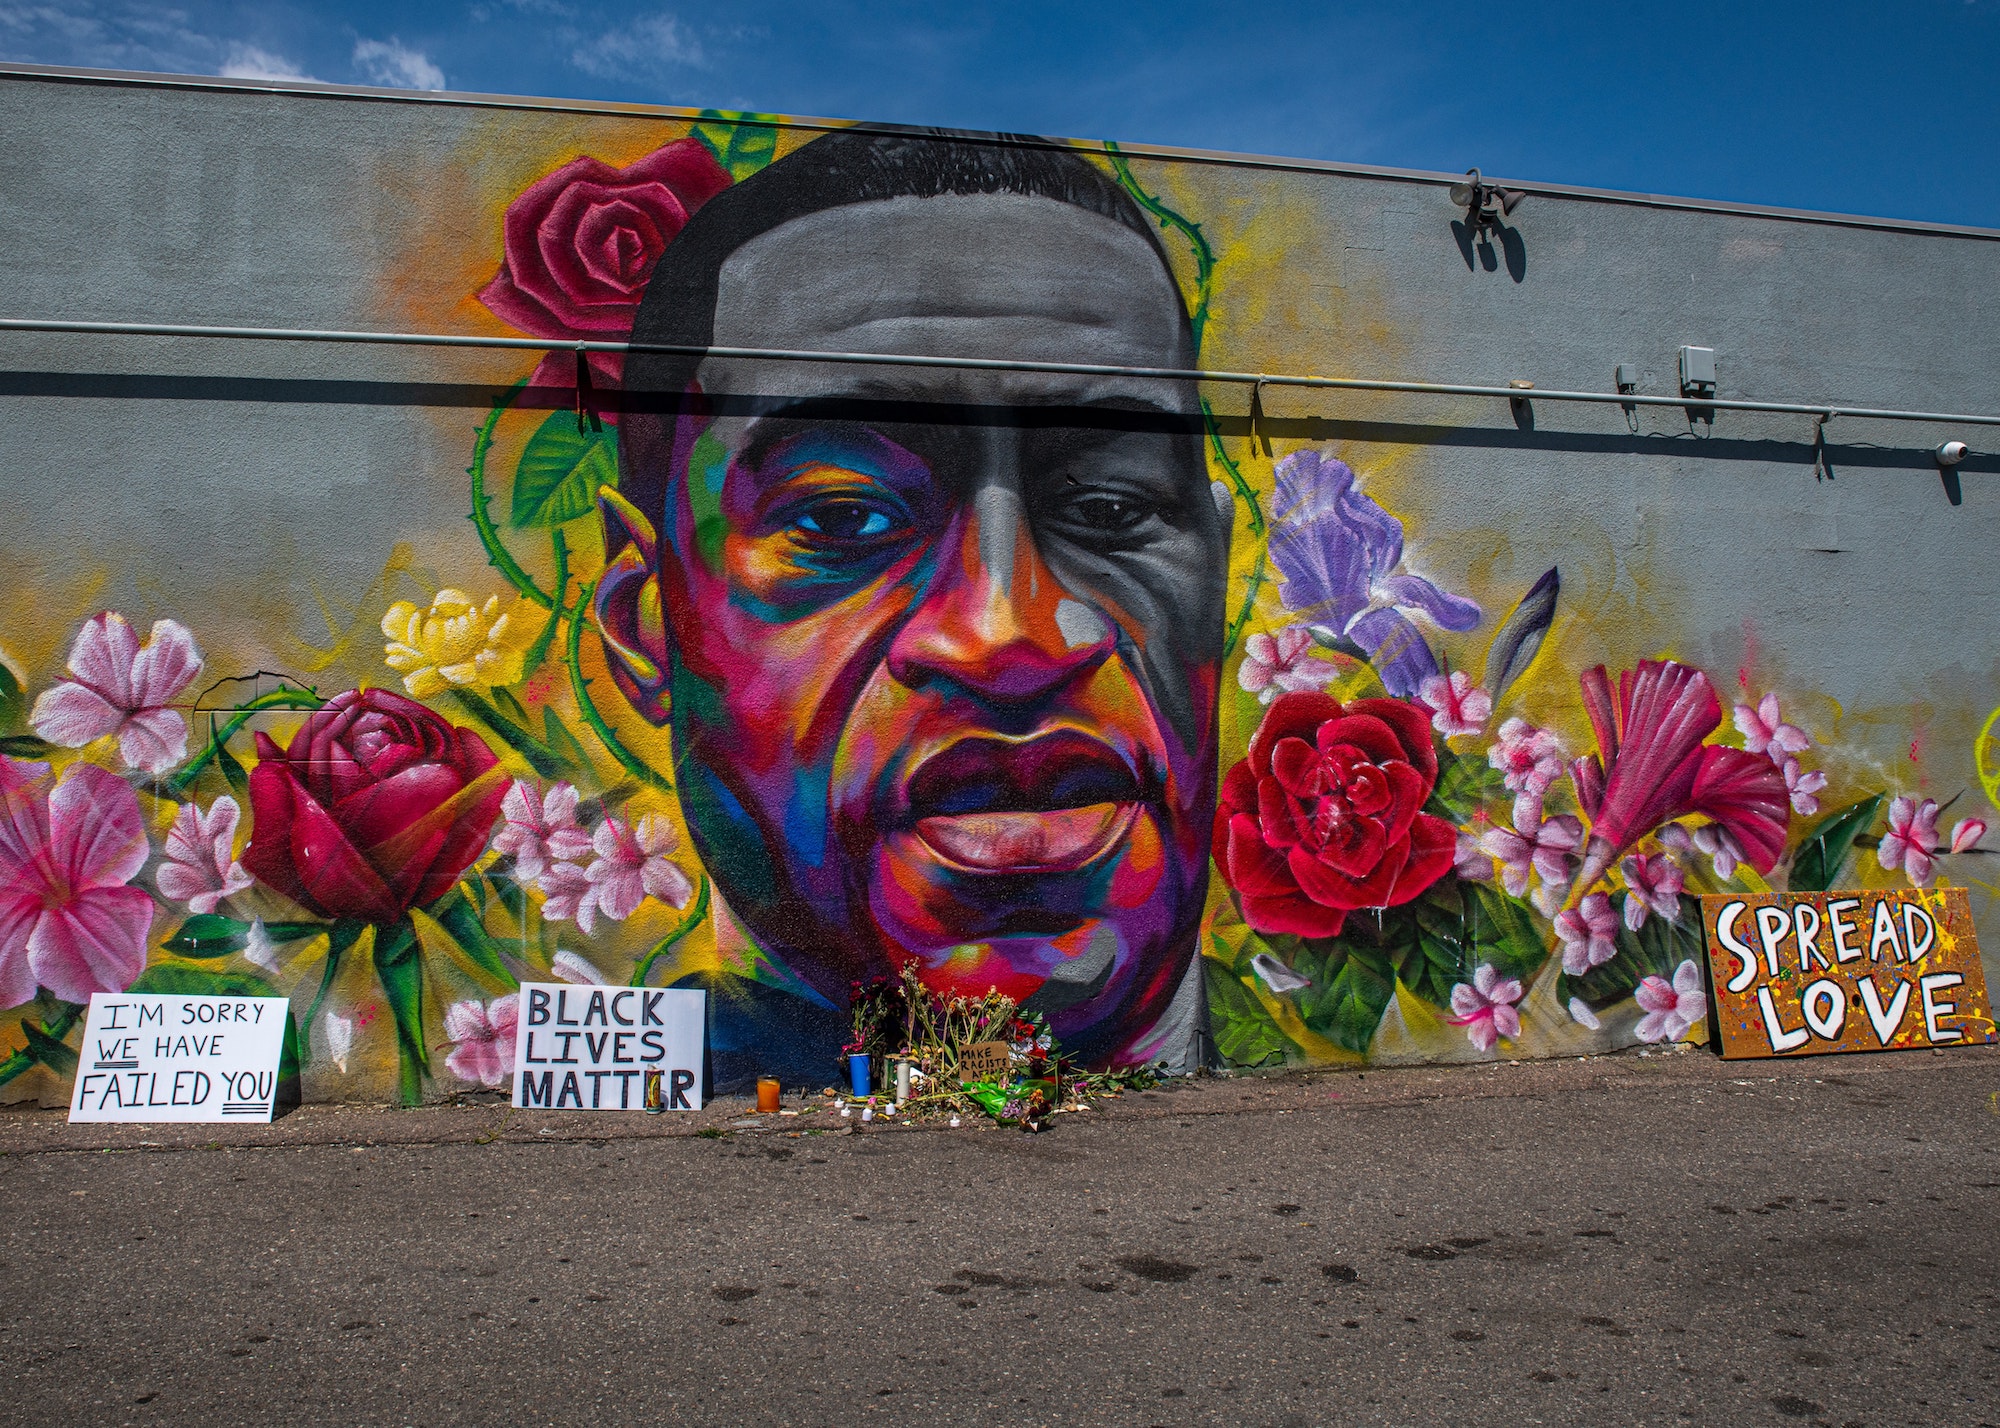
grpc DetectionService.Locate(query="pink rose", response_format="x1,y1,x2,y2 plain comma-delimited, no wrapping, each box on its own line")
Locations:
478,138,731,396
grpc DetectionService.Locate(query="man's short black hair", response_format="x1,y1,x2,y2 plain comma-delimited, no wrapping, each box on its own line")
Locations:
617,126,1194,530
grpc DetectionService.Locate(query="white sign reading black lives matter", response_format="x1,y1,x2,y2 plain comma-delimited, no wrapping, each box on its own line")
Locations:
69,993,291,1123
511,984,705,1111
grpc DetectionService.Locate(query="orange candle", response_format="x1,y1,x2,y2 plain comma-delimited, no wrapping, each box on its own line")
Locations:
756,1077,781,1113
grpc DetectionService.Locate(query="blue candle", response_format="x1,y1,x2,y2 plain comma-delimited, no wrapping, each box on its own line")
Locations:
847,1053,872,1098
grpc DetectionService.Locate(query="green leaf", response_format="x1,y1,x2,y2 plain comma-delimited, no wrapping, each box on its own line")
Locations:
372,917,429,1105
1428,752,1506,822
510,410,618,529
491,686,532,726
542,706,594,778
298,921,368,1068
0,662,23,733
691,110,781,181
0,733,53,759
161,916,322,958
426,887,519,990
21,1018,78,1075
448,688,561,778
213,726,250,797
1464,882,1549,984
1201,955,1293,1068
485,869,528,925
1317,951,1395,1055
1789,793,1884,893
128,965,275,997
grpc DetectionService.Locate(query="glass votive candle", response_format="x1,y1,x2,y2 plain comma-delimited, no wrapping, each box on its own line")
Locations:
756,1076,781,1113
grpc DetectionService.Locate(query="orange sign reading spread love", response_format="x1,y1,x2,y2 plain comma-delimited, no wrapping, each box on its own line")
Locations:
1701,888,1995,1059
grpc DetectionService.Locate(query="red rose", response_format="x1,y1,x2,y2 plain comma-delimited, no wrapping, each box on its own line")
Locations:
1214,691,1456,938
478,138,731,394
242,689,507,924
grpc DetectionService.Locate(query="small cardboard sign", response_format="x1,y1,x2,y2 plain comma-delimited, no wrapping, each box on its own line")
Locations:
511,984,705,1110
958,1040,1012,1085
69,993,290,1122
1701,887,1995,1059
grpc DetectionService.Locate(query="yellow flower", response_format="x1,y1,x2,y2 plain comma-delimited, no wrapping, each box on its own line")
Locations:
380,589,539,699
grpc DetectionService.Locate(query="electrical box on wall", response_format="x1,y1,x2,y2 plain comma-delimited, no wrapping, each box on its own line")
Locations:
1678,345,1717,395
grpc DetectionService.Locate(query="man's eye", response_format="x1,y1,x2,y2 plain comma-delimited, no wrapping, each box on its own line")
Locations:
796,501,899,540
1063,492,1157,535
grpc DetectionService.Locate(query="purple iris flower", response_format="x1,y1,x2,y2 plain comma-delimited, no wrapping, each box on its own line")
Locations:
1267,450,1481,697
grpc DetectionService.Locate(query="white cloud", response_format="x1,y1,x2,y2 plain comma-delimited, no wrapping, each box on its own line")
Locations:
570,11,702,78
352,36,445,91
218,42,316,83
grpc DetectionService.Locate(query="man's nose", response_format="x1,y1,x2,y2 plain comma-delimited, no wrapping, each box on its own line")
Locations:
887,484,1116,704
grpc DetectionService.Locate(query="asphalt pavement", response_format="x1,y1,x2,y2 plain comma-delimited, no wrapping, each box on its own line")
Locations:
4,1045,1998,1427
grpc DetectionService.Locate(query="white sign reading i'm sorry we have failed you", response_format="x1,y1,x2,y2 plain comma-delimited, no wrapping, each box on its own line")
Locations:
69,993,290,1123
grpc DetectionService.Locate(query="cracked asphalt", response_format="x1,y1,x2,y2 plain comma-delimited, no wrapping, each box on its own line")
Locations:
3,1045,1998,1427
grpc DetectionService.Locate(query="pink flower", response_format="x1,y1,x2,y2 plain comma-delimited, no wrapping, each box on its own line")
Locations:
1634,959,1706,1043
1479,796,1582,901
540,813,694,934
0,759,154,1008
155,796,253,914
1951,818,1988,854
443,994,519,1087
1569,660,1789,893
1554,891,1619,975
1691,823,1744,881
1417,670,1492,739
1488,717,1565,796
1879,796,1940,887
1733,692,1809,763
1237,626,1340,703
1454,828,1495,882
28,613,204,774
1619,852,1685,931
1780,759,1827,817
491,779,593,882
1448,963,1523,1053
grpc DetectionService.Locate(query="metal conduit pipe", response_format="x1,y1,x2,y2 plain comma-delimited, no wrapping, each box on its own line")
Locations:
2,315,1997,432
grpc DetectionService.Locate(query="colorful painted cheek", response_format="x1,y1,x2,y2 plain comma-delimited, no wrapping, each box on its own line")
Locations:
1106,818,1167,908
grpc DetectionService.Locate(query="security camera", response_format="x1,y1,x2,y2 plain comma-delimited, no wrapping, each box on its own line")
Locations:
1937,440,1969,466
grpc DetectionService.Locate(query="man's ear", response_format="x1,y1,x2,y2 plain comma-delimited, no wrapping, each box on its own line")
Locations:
594,487,674,726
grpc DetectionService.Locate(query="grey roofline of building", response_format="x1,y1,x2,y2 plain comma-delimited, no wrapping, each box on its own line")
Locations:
5,60,1998,244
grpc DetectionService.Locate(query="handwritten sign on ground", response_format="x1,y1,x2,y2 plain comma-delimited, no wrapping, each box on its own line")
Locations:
958,1040,1012,1085
69,993,290,1122
511,984,705,1110
1701,888,1995,1059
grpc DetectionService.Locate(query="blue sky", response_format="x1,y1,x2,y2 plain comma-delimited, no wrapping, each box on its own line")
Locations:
4,1,1998,227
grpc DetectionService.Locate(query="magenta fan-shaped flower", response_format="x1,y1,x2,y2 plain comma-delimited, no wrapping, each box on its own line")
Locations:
1568,660,1788,894
0,759,154,1007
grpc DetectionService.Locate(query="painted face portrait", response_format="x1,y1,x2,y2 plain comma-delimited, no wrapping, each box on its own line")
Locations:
598,135,1229,1065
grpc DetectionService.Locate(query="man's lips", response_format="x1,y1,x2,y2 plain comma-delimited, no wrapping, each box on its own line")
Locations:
902,731,1145,874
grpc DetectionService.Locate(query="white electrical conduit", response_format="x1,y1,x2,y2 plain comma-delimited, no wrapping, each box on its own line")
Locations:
0,317,1994,434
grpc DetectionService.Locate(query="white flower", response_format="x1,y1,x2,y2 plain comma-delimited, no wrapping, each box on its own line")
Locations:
550,948,608,985
325,1012,355,1075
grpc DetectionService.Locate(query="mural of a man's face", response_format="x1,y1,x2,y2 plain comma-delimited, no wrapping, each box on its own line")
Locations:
602,188,1228,1061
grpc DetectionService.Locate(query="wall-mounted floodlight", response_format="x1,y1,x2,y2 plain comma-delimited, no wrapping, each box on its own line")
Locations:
1937,440,1970,506
1447,168,1524,233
